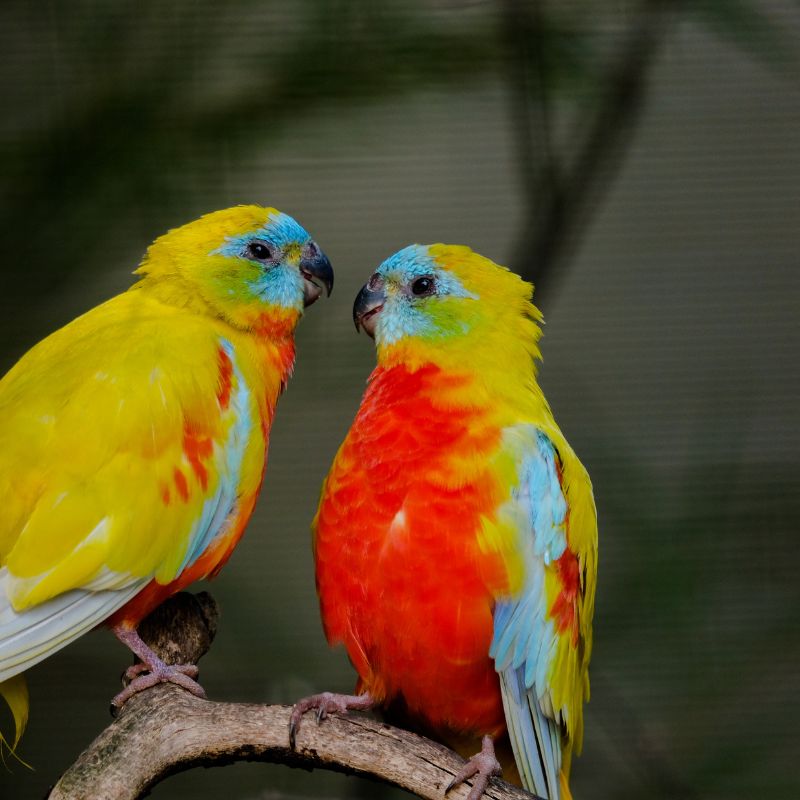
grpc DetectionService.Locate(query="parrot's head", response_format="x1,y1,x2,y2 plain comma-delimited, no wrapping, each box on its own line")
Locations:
353,244,542,370
136,205,333,334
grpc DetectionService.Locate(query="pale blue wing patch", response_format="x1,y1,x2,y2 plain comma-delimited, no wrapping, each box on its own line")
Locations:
174,338,253,576
0,336,257,684
489,426,568,800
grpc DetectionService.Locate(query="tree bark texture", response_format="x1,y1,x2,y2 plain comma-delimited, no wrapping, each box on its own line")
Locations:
49,593,536,800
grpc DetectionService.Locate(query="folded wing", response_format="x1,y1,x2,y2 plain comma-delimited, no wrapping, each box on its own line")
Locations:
489,425,597,800
0,298,260,680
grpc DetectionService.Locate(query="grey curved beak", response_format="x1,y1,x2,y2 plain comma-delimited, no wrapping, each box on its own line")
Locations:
353,277,386,338
300,245,334,307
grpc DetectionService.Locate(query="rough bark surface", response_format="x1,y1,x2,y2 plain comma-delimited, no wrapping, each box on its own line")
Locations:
48,593,536,800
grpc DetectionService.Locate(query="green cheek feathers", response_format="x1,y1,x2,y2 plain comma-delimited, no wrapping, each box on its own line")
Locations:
373,246,479,346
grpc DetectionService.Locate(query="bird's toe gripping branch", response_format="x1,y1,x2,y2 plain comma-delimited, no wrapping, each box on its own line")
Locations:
122,661,199,681
111,659,205,713
288,691,375,750
110,622,207,714
445,735,502,800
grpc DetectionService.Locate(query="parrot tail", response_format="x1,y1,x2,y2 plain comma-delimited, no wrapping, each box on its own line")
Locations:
0,566,146,759
498,667,563,799
0,567,146,684
559,769,573,800
0,674,29,761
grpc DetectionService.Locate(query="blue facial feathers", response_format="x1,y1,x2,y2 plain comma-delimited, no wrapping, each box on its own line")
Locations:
375,245,477,300
211,211,312,260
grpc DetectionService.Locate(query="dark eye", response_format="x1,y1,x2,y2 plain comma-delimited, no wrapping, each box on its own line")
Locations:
411,276,435,296
248,241,274,261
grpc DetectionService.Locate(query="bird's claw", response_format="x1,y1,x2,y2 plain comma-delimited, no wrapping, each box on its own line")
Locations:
110,659,205,714
289,691,374,750
121,661,199,682
445,735,501,800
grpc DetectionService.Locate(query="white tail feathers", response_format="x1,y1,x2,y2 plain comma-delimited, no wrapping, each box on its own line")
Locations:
0,567,148,755
0,567,146,683
0,567,147,754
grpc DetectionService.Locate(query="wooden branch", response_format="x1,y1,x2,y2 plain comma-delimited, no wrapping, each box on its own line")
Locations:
49,593,536,800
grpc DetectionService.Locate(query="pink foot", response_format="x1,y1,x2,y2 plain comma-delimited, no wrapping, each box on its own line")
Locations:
111,625,206,713
122,659,199,682
445,735,502,800
289,691,374,749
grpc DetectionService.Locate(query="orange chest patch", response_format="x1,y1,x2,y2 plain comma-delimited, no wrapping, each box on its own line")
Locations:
314,363,510,734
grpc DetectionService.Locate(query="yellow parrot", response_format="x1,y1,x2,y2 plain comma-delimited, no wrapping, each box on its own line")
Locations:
0,204,333,753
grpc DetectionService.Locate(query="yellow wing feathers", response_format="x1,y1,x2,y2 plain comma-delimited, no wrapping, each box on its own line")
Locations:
0,204,330,757
0,292,258,609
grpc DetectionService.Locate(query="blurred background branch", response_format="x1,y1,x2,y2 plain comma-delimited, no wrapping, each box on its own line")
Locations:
502,0,680,302
0,0,791,317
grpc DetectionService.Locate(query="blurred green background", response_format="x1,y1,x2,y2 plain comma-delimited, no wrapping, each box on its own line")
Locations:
1,1,798,798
